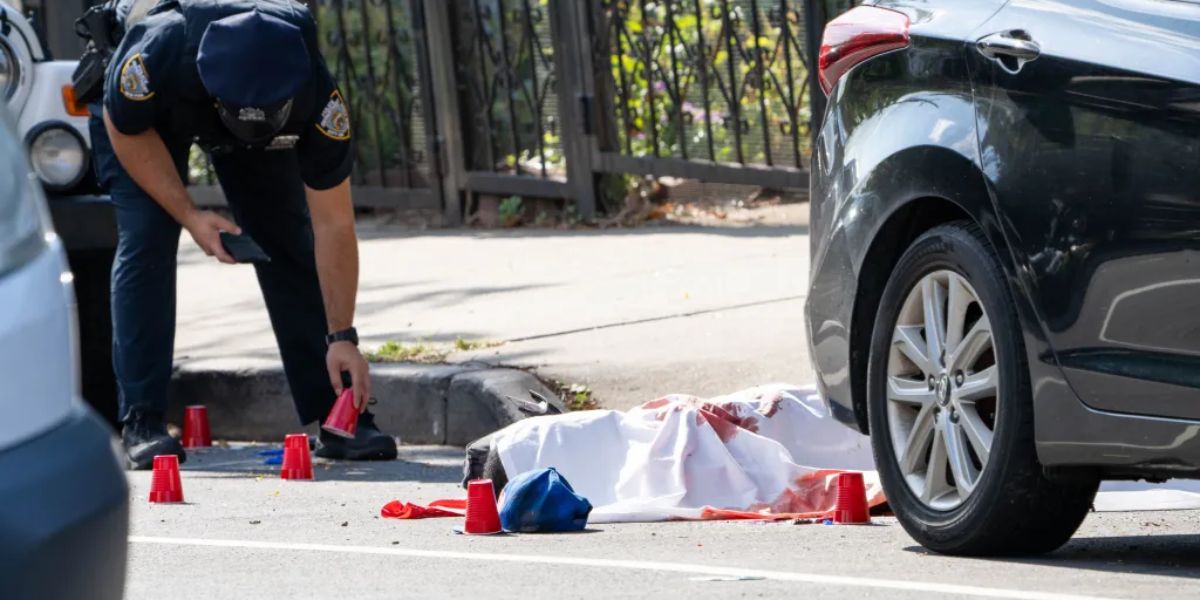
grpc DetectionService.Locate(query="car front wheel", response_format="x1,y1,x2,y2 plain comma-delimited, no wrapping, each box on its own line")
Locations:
867,221,1097,556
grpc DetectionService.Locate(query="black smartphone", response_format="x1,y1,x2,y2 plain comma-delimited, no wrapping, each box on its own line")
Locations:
219,232,272,264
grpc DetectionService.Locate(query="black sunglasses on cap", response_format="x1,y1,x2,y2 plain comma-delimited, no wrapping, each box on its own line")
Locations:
215,98,294,146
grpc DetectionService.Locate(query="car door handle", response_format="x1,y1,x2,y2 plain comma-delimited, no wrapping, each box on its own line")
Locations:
977,31,1042,62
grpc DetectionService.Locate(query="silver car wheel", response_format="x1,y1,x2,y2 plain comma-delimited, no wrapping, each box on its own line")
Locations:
887,270,999,511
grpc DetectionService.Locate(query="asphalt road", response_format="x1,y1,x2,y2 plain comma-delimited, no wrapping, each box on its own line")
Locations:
124,445,1200,600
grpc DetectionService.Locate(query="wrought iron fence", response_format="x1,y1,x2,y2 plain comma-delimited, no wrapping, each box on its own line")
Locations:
602,0,812,169
121,0,854,215
192,0,439,208
311,0,435,191
451,0,564,181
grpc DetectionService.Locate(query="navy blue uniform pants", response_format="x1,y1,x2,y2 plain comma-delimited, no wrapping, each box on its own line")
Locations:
90,111,338,426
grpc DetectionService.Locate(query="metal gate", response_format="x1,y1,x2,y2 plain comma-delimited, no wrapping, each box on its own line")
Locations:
307,0,441,209
594,0,814,189
421,0,836,222
177,0,852,218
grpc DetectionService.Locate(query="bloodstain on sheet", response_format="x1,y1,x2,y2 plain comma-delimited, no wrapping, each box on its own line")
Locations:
700,471,887,521
643,395,765,441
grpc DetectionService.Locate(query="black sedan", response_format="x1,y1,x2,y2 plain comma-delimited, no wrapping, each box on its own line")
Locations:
806,0,1200,555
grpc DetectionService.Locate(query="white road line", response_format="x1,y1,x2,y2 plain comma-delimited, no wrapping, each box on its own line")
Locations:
129,536,1111,600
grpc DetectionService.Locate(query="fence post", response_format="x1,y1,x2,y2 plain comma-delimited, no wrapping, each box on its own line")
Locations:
588,2,621,160
549,0,598,221
422,0,467,225
804,0,828,149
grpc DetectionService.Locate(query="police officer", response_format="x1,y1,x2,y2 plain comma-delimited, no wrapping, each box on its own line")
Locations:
92,0,398,469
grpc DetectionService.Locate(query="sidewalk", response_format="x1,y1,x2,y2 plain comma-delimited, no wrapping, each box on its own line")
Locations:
174,204,813,415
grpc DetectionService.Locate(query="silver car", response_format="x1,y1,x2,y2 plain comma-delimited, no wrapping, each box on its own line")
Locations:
0,106,127,599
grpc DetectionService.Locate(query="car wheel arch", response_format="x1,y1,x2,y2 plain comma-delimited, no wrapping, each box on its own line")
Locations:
848,195,1010,434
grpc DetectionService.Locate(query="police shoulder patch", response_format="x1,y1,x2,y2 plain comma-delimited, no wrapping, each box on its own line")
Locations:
119,53,155,101
315,90,351,141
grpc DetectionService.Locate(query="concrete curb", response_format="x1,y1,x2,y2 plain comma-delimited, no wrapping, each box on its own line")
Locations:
167,359,561,446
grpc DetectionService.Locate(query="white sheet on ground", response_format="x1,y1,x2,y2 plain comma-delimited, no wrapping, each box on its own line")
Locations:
495,385,882,523
1096,479,1200,512
492,384,1200,522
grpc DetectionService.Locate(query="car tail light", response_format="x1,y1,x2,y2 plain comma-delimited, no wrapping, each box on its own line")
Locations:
61,85,89,117
818,6,910,95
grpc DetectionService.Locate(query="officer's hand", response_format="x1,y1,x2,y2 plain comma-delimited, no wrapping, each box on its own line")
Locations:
183,209,241,265
327,341,372,412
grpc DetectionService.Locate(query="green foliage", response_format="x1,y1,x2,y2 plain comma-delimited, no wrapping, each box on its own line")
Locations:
365,338,504,363
312,1,424,177
364,341,449,363
499,195,525,227
598,173,638,215
606,0,812,166
455,0,564,178
454,337,503,352
187,145,213,185
565,383,599,411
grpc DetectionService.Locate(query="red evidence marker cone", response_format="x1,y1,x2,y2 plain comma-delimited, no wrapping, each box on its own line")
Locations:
280,434,314,480
149,454,184,504
462,479,503,535
322,388,359,439
182,405,212,448
833,472,870,524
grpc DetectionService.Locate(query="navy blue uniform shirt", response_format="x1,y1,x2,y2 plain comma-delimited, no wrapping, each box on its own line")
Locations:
103,2,354,190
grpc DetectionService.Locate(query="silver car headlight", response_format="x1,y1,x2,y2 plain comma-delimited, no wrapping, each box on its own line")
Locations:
26,123,89,191
1,114,51,278
0,39,17,101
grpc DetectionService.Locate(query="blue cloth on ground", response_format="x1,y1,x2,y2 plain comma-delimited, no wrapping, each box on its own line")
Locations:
498,468,592,533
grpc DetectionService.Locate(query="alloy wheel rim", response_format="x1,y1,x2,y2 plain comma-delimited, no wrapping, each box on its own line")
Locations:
887,270,999,511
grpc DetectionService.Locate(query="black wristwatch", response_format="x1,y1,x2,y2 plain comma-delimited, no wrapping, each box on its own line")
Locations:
325,327,359,347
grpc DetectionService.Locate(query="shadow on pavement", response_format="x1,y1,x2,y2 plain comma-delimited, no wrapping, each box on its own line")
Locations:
179,444,464,485
356,223,809,242
904,533,1200,579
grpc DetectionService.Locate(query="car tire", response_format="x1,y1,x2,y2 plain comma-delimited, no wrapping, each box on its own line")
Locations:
866,221,1097,556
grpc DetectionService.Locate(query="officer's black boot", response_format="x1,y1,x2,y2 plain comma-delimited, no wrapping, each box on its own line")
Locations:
315,411,398,461
122,410,187,471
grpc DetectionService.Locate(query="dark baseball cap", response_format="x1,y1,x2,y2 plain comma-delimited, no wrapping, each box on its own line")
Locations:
498,468,592,533
197,9,311,144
